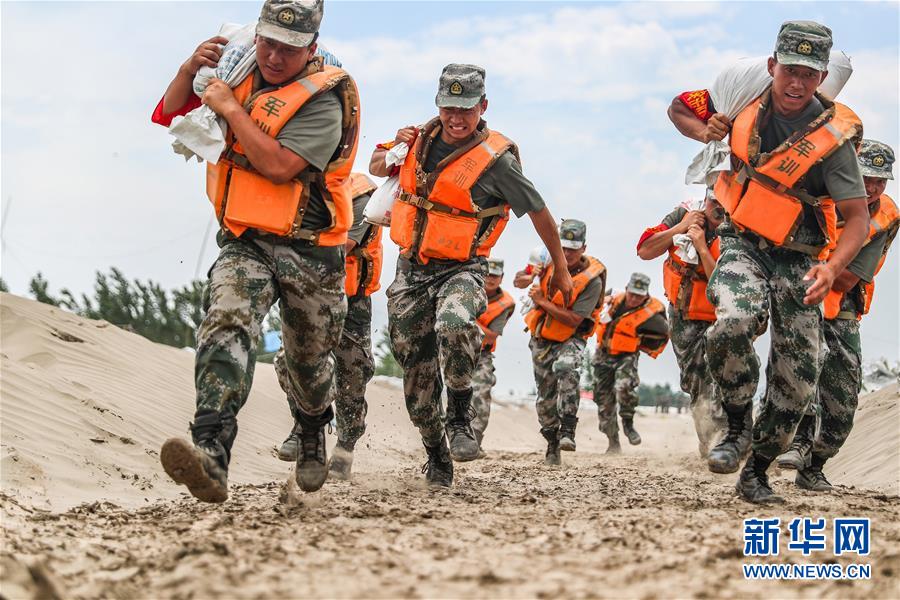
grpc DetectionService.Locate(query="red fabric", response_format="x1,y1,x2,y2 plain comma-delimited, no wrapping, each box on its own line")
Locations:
677,89,713,123
637,224,669,250
376,141,401,177
151,95,202,127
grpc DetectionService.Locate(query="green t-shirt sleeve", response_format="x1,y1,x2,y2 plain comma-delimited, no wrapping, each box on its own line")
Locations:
822,142,867,202
661,207,688,229
347,193,371,245
487,306,514,334
275,90,343,173
477,153,546,218
571,276,605,319
847,232,887,283
637,311,670,350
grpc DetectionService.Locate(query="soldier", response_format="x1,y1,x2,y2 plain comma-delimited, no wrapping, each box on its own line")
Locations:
593,274,669,453
668,21,869,503
275,173,382,480
636,189,752,461
777,140,898,491
158,0,360,501
369,64,574,487
516,219,607,465
471,258,516,456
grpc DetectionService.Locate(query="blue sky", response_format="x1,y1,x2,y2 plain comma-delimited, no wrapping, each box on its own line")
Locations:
2,1,897,397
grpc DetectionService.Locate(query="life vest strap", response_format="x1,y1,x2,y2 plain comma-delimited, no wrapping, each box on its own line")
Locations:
397,190,506,219
834,310,858,320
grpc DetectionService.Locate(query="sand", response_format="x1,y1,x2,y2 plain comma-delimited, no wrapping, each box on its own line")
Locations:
2,292,898,598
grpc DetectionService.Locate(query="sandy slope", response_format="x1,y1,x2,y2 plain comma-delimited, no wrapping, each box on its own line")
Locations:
1,293,898,598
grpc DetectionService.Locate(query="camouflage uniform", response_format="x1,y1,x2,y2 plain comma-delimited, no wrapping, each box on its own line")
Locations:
387,258,487,446
531,336,586,430
471,350,497,438
592,350,640,437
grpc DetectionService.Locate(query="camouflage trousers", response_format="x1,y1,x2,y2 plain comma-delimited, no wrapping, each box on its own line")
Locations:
668,305,726,452
195,237,346,422
592,349,640,437
706,234,823,459
471,350,497,440
387,257,487,446
530,336,586,430
275,293,373,448
801,318,862,460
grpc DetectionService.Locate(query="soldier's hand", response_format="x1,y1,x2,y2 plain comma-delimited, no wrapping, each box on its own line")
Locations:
548,268,574,306
395,126,418,146
679,210,705,232
802,263,836,305
513,270,535,289
528,286,546,303
202,79,238,116
687,224,705,246
702,113,732,143
182,36,229,77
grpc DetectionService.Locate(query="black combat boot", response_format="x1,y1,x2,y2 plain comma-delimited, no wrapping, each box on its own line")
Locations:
295,406,334,492
795,454,834,492
277,416,302,462
707,404,750,474
541,427,561,465
446,388,480,462
605,434,622,455
328,439,355,481
422,437,454,487
160,408,235,503
558,415,578,452
622,417,641,445
736,452,784,504
776,414,814,470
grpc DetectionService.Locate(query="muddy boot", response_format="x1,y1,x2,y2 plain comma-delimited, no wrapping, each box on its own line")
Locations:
605,434,621,455
776,415,814,470
277,419,302,462
707,404,750,474
160,408,234,503
558,415,578,452
421,437,454,488
795,455,834,492
294,406,333,493
541,427,561,465
446,388,480,462
736,452,784,505
328,440,354,481
621,417,641,446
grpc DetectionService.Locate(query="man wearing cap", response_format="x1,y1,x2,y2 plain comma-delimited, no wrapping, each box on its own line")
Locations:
593,274,669,453
369,64,574,487
777,140,898,491
158,0,361,501
636,190,750,462
516,219,606,465
668,21,869,504
274,173,382,480
470,258,516,456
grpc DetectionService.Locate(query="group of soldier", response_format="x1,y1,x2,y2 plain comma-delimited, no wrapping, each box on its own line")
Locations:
153,0,897,506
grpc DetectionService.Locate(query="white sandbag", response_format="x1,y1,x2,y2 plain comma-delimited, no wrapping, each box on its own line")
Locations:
685,51,854,185
364,142,409,226
672,197,705,264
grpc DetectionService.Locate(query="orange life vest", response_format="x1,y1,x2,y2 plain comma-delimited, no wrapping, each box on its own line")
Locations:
390,118,517,264
206,62,360,245
344,173,383,297
596,294,668,358
524,256,607,342
662,236,721,322
714,89,862,260
477,289,515,352
823,194,899,320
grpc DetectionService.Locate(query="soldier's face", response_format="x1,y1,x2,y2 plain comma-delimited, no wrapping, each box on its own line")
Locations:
439,99,487,143
767,58,826,117
624,291,646,309
863,176,887,204
704,198,725,228
256,36,317,85
563,246,585,269
485,274,502,294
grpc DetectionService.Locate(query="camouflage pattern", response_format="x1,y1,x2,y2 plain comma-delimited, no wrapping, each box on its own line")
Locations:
811,318,862,460
559,219,587,249
195,237,346,421
530,336,586,430
592,349,640,437
667,305,727,452
435,63,486,109
626,272,651,295
775,20,832,72
705,233,823,460
387,258,487,446
471,350,497,439
857,139,895,180
274,292,373,448
256,0,323,48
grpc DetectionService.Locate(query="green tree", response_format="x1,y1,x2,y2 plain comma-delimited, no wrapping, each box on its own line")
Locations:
0,278,8,293
29,272,61,306
373,327,403,377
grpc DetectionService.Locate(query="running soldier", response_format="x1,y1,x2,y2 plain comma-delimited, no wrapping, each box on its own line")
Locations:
158,0,360,500
669,21,869,503
516,219,607,465
777,140,898,491
275,173,382,480
593,273,669,453
369,64,574,487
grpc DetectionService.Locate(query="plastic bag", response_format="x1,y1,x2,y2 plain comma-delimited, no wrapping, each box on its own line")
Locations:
364,143,409,226
684,51,853,185
672,198,705,264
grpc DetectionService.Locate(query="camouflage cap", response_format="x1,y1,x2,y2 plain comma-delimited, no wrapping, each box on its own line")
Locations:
857,139,895,180
257,0,323,48
775,20,832,72
486,258,505,276
558,219,587,249
626,272,650,296
435,64,486,109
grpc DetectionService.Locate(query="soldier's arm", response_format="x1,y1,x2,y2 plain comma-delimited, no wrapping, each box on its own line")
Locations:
162,36,228,114
637,211,704,259
804,197,869,304
533,295,584,329
667,98,731,143
369,147,391,177
528,208,574,305
831,269,861,293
